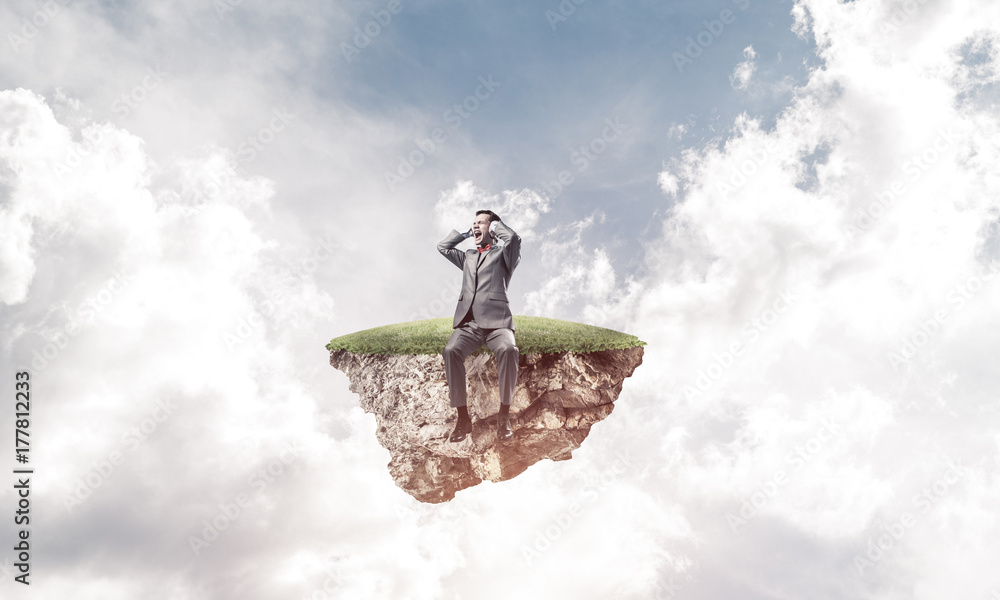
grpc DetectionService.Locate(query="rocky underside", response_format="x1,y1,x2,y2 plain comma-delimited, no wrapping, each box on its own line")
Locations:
329,346,644,503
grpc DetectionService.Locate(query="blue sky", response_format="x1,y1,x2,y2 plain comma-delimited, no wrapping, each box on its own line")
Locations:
331,0,817,270
2,0,1000,598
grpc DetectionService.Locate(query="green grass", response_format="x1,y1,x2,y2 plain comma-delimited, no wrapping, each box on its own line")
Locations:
326,316,646,356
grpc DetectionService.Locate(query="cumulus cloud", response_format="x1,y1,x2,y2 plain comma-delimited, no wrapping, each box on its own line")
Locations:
607,1,1000,596
510,1,1000,596
0,88,383,598
730,45,757,89
433,179,550,239
5,0,1000,597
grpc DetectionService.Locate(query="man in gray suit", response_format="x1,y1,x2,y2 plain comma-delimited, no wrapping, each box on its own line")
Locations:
437,210,521,442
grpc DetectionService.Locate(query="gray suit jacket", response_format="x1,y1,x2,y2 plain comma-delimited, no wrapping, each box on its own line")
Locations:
437,220,521,331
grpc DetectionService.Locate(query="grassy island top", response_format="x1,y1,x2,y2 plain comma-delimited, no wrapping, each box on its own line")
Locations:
326,316,646,356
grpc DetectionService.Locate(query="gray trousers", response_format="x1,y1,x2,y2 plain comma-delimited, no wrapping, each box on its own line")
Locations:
443,318,519,408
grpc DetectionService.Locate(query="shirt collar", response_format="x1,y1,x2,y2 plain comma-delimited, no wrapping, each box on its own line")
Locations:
475,237,503,252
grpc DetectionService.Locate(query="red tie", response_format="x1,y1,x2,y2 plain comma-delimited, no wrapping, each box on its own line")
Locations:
477,244,491,253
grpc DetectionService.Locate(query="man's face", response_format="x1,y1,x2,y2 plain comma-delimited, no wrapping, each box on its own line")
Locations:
472,214,492,246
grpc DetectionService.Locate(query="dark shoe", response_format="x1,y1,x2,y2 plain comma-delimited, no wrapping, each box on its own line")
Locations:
497,414,513,441
449,416,472,442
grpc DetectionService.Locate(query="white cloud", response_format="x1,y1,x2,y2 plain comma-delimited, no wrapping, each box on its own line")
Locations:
609,0,1000,596
5,0,1000,597
433,179,550,239
730,45,757,89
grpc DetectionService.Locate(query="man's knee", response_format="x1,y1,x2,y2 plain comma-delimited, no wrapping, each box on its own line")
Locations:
496,342,518,358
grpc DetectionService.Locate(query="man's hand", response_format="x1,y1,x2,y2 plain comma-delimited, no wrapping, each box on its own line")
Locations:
462,227,473,239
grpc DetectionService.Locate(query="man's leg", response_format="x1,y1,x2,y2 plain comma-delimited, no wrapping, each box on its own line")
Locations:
485,327,519,405
485,327,518,440
443,320,485,442
443,321,485,408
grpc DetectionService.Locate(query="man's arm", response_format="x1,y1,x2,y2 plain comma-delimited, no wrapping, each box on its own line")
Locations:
437,227,472,270
491,219,521,273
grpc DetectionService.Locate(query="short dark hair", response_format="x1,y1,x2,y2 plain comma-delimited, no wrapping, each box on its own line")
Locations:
476,209,500,222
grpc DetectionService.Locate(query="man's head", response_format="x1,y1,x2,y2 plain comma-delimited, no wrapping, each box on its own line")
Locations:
472,210,500,247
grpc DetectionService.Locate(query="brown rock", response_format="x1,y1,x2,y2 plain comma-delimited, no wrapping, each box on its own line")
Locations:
329,346,644,503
